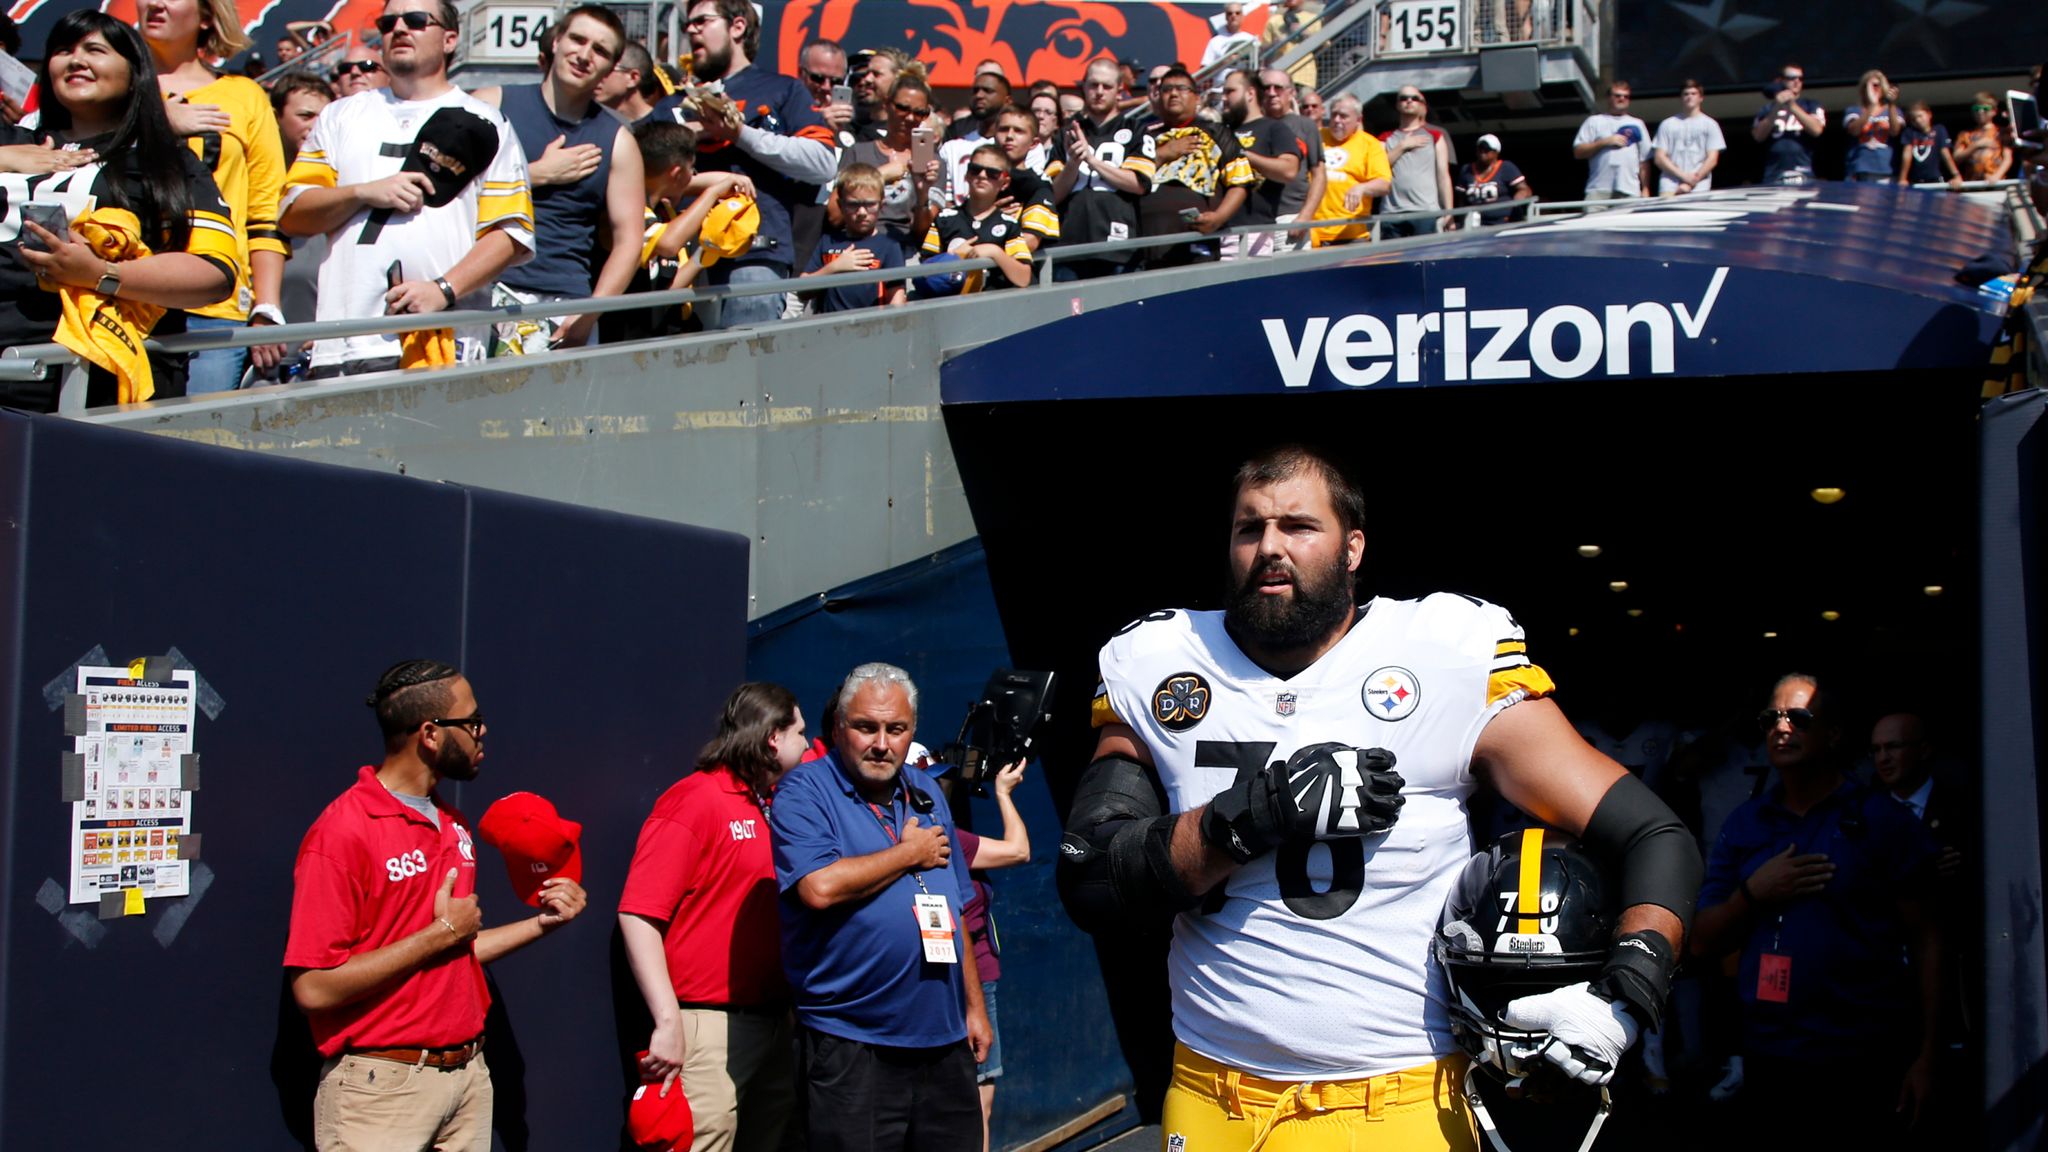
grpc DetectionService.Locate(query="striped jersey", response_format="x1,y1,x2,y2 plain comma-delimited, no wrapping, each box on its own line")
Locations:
284,87,533,369
1093,594,1554,1078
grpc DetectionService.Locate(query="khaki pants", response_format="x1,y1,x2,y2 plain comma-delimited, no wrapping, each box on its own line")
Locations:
314,1051,492,1152
683,1007,800,1152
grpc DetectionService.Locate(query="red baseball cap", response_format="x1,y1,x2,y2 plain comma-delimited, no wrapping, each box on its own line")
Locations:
476,792,583,906
627,1057,694,1150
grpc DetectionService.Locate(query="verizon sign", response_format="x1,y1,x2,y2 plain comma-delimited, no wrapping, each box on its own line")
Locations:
1262,267,1730,388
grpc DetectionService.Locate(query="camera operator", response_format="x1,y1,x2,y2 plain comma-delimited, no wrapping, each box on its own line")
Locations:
942,756,1030,1152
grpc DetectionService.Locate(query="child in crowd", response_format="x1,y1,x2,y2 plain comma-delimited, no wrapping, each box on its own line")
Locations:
1896,100,1962,189
802,164,908,312
604,120,755,341
921,145,1034,293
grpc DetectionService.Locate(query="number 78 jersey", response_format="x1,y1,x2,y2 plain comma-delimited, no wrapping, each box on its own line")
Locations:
1093,594,1553,1079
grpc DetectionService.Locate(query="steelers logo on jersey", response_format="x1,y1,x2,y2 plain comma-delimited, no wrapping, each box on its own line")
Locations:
1362,666,1421,721
1153,672,1212,731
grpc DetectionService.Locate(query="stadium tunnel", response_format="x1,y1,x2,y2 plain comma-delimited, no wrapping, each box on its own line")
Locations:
941,182,2033,1142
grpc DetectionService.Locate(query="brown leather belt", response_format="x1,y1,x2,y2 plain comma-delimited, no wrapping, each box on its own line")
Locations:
351,1036,483,1069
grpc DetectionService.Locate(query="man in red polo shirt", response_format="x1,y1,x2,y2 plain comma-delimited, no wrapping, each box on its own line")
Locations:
285,659,588,1152
620,681,811,1152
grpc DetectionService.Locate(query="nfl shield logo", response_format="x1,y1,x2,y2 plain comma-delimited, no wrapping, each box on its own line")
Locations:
1275,692,1297,717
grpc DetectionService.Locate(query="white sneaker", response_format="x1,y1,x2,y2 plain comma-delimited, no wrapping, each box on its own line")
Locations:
1708,1055,1744,1102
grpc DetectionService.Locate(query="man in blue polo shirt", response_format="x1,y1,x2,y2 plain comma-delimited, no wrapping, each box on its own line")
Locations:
771,662,990,1152
1692,672,1940,1150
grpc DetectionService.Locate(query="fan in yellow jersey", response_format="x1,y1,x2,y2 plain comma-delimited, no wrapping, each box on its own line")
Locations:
137,0,289,393
1056,445,1702,1152
280,0,533,377
1312,95,1391,247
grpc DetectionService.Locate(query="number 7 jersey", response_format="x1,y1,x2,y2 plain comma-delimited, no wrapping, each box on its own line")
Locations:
1093,593,1553,1079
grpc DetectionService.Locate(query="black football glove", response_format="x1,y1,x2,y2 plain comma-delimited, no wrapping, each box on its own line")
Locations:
1201,743,1404,863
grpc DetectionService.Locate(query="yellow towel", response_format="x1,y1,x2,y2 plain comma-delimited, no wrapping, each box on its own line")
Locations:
52,208,164,404
400,327,456,369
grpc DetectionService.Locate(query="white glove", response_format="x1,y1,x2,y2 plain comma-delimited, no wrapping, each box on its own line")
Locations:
1500,981,1638,1086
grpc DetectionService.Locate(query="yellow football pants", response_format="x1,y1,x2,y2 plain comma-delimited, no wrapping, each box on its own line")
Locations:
1160,1043,1477,1152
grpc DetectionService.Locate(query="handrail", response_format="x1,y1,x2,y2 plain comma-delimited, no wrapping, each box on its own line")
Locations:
25,181,2032,413
1268,0,1381,86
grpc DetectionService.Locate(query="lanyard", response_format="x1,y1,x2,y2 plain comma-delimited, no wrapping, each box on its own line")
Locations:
865,798,932,894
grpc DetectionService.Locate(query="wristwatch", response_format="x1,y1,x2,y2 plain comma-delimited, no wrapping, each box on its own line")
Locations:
248,303,286,326
434,276,459,309
95,263,121,298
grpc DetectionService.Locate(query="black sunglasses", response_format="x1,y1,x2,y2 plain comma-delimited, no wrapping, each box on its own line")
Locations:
375,11,444,34
334,59,383,76
965,162,1007,179
892,100,927,115
804,69,845,86
1757,707,1816,732
432,711,486,736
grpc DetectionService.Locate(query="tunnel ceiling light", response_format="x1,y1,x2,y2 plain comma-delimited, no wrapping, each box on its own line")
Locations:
1608,580,1629,592
1577,545,1602,558
1810,487,1846,505
1763,631,1779,638
1821,610,1841,622
1626,608,1645,618
1567,627,1581,637
1923,585,1944,597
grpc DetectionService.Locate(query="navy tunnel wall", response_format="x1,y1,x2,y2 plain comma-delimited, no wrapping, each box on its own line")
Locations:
0,409,748,1150
747,541,1134,1149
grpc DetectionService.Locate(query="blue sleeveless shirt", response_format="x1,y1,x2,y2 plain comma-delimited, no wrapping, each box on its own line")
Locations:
499,83,616,297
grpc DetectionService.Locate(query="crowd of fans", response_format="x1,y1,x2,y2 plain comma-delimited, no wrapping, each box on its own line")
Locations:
0,0,2039,412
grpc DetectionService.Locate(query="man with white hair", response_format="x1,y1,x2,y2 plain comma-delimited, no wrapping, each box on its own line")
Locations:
771,663,992,1152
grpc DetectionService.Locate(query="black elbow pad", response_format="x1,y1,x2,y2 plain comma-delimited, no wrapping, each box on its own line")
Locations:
1056,755,1193,934
1580,771,1703,934
1581,772,1701,1028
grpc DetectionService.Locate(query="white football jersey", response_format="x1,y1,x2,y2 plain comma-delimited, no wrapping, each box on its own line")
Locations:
284,87,534,369
1094,594,1553,1079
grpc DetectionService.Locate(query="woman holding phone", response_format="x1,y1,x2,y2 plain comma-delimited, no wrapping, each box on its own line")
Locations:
834,73,941,251
0,10,237,412
138,0,289,391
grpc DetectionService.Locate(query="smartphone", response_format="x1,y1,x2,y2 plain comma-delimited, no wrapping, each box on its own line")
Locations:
1178,206,1202,223
19,201,68,252
831,83,853,107
911,125,936,169
2009,90,2043,147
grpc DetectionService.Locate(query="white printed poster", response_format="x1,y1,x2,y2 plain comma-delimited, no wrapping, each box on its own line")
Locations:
68,666,197,904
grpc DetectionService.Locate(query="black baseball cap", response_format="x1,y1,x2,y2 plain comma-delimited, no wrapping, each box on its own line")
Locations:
402,107,498,208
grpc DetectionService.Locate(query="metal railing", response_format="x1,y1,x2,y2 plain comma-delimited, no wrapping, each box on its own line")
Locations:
1284,0,1596,108
13,181,2035,412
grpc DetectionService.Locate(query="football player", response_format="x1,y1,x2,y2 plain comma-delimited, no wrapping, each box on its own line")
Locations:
1058,444,1700,1151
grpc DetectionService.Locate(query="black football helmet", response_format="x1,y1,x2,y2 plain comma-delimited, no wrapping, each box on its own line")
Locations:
1435,828,1618,1085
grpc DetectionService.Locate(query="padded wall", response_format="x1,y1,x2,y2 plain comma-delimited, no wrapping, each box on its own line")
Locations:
0,409,748,1149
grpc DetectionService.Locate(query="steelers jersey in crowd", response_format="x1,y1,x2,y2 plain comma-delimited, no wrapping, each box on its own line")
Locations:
1139,119,1255,236
1003,167,1061,246
172,74,288,322
0,126,240,410
923,204,1031,292
1059,111,1155,250
284,88,533,370
1092,594,1554,1079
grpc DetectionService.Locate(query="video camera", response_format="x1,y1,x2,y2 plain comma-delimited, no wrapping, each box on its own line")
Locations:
936,668,1057,790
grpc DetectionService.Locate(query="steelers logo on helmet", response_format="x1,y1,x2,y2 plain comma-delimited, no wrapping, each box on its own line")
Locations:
1434,828,1617,1086
1152,672,1211,731
1362,666,1421,721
